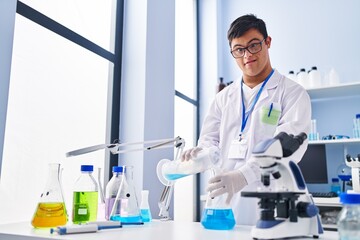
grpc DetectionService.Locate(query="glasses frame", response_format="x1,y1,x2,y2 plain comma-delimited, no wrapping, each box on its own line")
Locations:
230,38,266,59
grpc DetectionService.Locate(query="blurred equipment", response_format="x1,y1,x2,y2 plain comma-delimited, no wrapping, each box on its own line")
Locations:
241,132,323,239
345,154,360,193
66,136,185,221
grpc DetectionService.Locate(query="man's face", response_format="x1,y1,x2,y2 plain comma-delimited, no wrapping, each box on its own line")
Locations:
230,28,271,78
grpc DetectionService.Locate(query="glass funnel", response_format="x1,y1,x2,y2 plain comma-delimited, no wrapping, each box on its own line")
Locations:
109,165,142,223
31,163,68,228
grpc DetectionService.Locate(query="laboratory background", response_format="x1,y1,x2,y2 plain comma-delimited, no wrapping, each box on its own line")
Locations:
0,0,360,233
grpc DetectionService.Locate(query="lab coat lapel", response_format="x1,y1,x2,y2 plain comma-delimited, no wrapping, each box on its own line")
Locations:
255,70,280,108
227,78,241,117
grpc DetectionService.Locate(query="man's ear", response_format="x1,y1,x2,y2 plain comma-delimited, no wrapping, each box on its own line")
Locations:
266,36,272,48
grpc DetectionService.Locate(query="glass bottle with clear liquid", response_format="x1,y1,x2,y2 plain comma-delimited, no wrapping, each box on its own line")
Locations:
140,190,152,222
105,166,124,220
109,165,142,223
72,165,98,223
201,169,236,230
337,193,360,240
31,163,68,228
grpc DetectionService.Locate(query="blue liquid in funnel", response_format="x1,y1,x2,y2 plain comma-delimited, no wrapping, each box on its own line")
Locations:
201,208,235,230
165,173,189,181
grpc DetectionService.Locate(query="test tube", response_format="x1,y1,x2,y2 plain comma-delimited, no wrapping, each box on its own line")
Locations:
310,119,319,141
353,114,360,138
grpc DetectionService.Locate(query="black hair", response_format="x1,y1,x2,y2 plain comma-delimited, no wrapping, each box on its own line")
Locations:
227,14,268,46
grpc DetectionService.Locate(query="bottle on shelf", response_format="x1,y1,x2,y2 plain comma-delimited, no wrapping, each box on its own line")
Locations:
217,77,226,92
286,70,296,81
72,165,99,224
308,66,321,88
330,177,341,195
353,114,360,139
328,68,340,86
296,68,308,88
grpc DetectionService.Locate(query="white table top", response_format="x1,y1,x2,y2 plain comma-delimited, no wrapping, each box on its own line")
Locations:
0,220,338,240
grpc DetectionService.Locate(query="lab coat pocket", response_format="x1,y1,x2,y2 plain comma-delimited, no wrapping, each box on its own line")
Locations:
259,103,281,137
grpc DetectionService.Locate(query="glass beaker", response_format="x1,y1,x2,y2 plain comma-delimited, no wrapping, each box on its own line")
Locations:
31,163,68,228
201,169,235,230
109,165,142,223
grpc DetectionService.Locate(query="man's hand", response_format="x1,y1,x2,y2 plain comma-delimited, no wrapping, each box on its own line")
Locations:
181,147,203,161
206,170,247,204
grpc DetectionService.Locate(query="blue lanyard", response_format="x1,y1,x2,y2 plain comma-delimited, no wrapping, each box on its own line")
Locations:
240,69,274,137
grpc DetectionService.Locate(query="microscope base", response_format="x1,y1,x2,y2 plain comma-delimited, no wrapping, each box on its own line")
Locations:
251,216,322,240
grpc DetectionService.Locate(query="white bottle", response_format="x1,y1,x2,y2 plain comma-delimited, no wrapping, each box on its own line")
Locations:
308,66,321,88
296,68,308,88
328,68,340,86
140,190,152,222
286,71,296,81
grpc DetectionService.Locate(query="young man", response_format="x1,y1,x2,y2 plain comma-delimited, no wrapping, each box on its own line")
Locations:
182,14,311,225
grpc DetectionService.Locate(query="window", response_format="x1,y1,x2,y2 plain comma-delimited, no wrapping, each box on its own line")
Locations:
174,0,198,221
0,1,122,224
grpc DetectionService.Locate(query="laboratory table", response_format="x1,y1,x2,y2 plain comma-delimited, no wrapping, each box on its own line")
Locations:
0,220,338,240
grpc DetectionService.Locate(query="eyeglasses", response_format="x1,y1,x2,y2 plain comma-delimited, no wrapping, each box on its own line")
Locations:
230,39,266,59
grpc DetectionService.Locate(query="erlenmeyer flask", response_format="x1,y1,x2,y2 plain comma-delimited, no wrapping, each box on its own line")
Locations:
201,169,235,230
109,165,142,223
31,163,68,228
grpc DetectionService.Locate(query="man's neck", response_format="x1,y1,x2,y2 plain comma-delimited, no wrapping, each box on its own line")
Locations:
243,66,273,89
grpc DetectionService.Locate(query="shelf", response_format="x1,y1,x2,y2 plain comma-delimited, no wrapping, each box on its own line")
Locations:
313,197,341,207
306,82,360,100
309,138,360,145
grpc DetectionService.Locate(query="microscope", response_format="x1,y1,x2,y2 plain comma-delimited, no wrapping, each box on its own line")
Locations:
345,153,360,193
241,132,323,239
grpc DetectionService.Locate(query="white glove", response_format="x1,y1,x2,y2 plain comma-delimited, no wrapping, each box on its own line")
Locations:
206,170,248,205
181,147,203,161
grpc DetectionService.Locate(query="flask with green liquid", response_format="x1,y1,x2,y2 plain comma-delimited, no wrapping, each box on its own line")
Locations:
72,165,98,223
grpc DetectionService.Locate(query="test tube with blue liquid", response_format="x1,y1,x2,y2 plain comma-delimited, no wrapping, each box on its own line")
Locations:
353,114,360,138
309,119,319,141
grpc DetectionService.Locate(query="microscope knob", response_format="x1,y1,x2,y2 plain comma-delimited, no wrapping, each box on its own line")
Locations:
297,202,319,218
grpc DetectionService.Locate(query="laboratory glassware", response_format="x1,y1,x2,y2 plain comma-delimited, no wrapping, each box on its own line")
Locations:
337,193,360,240
157,147,220,185
330,178,341,195
140,190,152,222
72,165,98,223
201,168,236,230
105,166,124,220
109,165,142,223
201,189,236,230
309,119,319,141
31,163,68,228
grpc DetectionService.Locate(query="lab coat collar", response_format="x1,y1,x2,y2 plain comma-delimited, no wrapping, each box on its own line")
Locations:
228,69,281,100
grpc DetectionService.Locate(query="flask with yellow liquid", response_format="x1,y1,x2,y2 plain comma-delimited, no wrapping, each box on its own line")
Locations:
31,163,68,228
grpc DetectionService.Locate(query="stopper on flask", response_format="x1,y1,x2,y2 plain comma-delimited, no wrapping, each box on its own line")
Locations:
156,159,174,186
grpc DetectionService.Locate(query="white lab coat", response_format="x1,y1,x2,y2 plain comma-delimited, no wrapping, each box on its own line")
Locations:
198,69,311,225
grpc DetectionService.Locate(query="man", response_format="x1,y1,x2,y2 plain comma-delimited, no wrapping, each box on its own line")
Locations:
182,14,311,225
